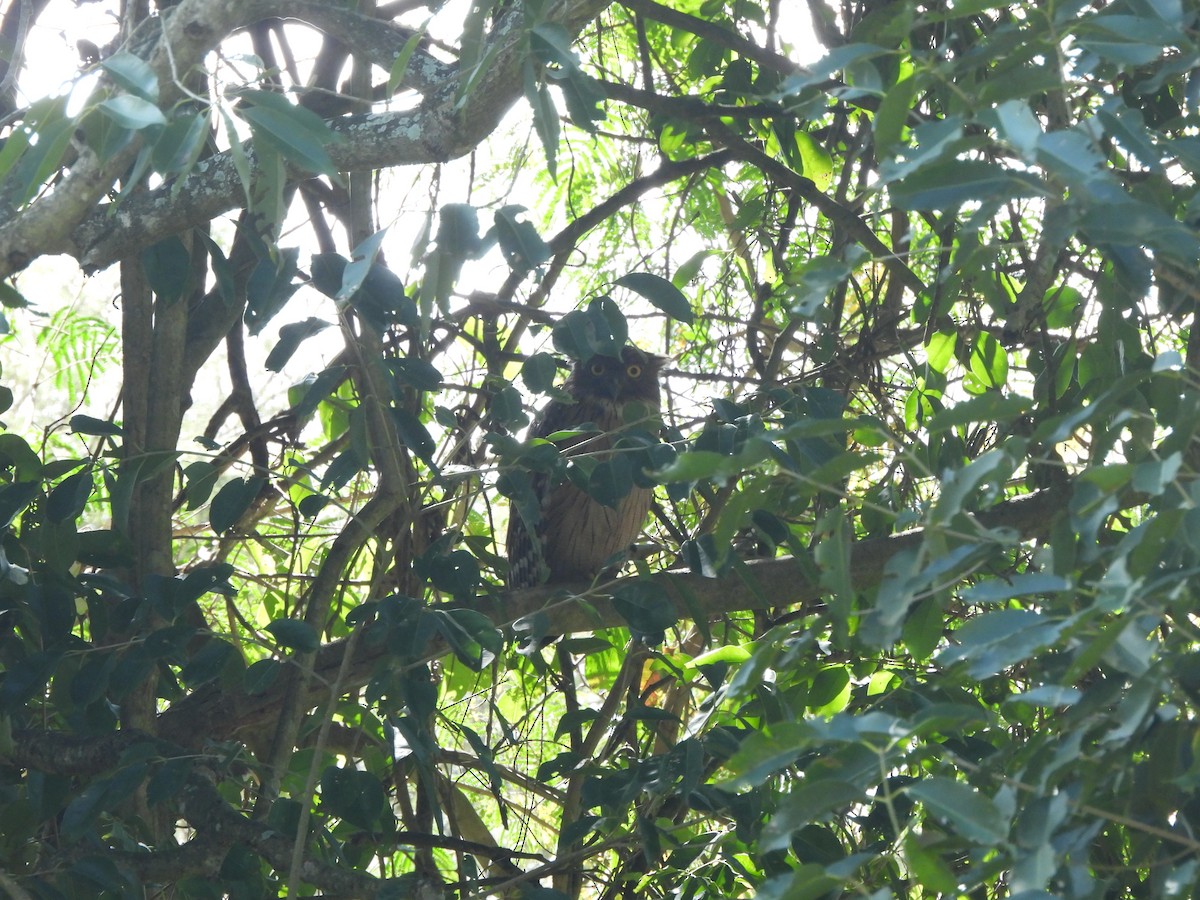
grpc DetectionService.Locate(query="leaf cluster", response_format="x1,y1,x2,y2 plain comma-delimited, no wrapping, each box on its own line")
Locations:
0,0,1198,897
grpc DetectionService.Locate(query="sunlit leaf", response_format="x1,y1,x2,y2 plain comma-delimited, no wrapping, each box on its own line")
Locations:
98,95,166,130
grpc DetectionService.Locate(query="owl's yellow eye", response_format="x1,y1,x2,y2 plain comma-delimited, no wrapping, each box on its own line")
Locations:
626,364,642,378
590,362,606,375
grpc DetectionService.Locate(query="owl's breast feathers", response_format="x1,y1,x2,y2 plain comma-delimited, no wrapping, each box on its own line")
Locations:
506,346,666,589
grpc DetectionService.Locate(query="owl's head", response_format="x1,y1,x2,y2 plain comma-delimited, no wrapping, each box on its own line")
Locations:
569,344,667,404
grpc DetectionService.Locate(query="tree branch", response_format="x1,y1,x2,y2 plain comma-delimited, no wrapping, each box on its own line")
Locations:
619,0,810,81
4,0,614,277
157,485,1071,748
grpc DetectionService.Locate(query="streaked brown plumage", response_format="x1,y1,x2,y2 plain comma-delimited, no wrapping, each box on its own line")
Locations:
506,345,666,589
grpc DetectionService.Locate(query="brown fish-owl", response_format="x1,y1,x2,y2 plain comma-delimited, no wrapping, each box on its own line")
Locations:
505,345,667,589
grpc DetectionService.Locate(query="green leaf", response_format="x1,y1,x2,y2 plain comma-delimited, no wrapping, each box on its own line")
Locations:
890,160,1045,210
585,455,633,508
244,246,301,335
903,834,959,893
321,766,390,830
146,758,192,808
925,392,1030,432
265,618,320,652
626,705,679,722
11,116,73,207
757,865,845,900
555,708,600,738
723,721,817,789
672,249,714,288
929,448,1016,524
873,73,916,156
266,318,331,372
100,52,159,102
530,22,582,70
938,608,1065,679
387,23,429,96
528,77,559,179
209,476,265,535
62,765,148,838
196,231,236,306
236,91,341,176
762,781,863,852
46,469,93,523
653,440,770,486
69,415,122,436
179,639,238,687
558,68,607,130
76,528,135,568
432,608,501,669
423,549,481,600
421,204,482,324
494,206,551,269
336,228,389,302
244,659,282,695
1132,451,1181,495
901,596,945,662
220,107,252,201
924,329,956,373
551,299,629,360
794,131,833,191
152,111,209,176
0,282,27,309
391,358,443,392
961,572,1072,604
907,777,1009,845
991,98,1042,161
98,95,166,130
808,666,851,709
289,372,348,427
968,332,1009,389
610,581,677,642
391,408,438,469
616,272,694,324
0,434,41,484
521,353,560,393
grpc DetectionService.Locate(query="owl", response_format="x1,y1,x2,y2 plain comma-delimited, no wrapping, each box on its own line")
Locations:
506,344,667,590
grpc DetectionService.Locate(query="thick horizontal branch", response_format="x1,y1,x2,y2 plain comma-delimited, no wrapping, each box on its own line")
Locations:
284,1,453,97
0,0,278,277
157,486,1068,748
6,0,613,276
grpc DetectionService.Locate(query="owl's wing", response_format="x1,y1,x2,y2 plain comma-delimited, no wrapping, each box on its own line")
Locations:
504,396,581,589
504,470,547,589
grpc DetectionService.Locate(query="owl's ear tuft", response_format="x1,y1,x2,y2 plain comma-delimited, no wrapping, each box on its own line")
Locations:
623,345,671,372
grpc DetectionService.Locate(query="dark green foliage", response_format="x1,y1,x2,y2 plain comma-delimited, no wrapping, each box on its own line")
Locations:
0,0,1198,896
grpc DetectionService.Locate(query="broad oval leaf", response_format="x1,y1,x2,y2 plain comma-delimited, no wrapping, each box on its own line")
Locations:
617,272,694,324
69,415,122,436
209,476,266,535
99,95,166,130
265,618,320,652
906,777,1009,845
100,52,159,102
521,352,560,393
